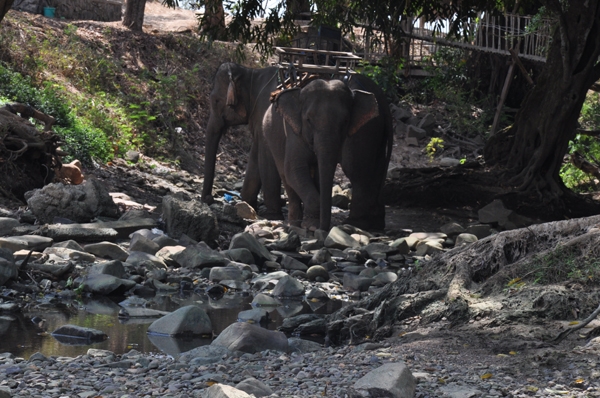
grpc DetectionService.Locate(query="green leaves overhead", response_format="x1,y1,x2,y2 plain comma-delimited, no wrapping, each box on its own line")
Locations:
198,0,540,60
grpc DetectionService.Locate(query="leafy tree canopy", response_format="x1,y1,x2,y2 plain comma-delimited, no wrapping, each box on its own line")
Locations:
190,0,544,59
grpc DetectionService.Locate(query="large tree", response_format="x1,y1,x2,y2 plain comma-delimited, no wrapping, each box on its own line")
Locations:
123,0,147,31
199,0,226,39
484,1,600,211
123,0,181,32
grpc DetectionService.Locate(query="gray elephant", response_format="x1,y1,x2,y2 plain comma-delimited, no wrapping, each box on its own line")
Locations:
201,63,283,219
263,79,380,230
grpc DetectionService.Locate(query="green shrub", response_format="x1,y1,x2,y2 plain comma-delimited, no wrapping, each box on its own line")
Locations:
55,122,112,165
358,56,403,101
0,63,113,165
560,92,600,190
400,47,495,139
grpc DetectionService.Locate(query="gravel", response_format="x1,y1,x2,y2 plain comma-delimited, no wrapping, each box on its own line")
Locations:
2,320,600,397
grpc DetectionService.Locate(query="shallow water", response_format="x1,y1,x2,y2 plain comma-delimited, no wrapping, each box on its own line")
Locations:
1,292,343,359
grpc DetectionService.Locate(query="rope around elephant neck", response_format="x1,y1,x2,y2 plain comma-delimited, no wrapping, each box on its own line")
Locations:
250,69,278,117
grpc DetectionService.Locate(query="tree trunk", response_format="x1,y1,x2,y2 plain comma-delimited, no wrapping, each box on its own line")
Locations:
201,0,225,40
0,0,14,24
285,0,310,19
122,0,147,32
484,0,600,209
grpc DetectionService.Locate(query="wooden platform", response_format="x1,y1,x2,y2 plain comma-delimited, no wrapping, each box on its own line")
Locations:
273,47,362,82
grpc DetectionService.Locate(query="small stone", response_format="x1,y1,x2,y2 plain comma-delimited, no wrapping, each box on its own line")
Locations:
235,201,257,220
455,233,478,246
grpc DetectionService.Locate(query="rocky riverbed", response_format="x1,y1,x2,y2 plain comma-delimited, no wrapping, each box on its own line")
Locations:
0,156,598,397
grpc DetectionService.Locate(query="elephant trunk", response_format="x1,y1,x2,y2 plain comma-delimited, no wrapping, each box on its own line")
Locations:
318,154,338,231
202,115,225,204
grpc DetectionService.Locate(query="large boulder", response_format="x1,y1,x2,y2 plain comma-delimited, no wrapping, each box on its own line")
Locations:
352,362,416,398
129,233,160,255
272,275,305,297
235,378,274,397
209,266,244,282
89,260,126,279
147,305,212,336
211,322,288,353
84,241,129,261
83,274,136,295
324,227,360,250
43,246,96,263
125,251,168,269
0,218,19,237
229,232,275,266
172,242,229,269
478,199,533,230
25,180,119,224
162,193,218,245
51,324,108,343
0,235,53,252
0,249,17,286
203,384,253,398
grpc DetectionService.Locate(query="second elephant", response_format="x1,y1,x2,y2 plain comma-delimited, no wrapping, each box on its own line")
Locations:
263,79,380,230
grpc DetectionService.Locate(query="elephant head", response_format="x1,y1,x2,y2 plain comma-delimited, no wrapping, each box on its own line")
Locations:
201,63,282,218
274,79,379,230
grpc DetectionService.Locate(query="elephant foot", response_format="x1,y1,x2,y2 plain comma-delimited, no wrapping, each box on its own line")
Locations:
202,194,215,205
287,218,303,228
345,215,385,231
301,218,320,232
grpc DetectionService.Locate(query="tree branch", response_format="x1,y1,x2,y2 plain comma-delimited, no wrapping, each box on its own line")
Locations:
557,11,571,82
569,151,600,181
552,301,600,344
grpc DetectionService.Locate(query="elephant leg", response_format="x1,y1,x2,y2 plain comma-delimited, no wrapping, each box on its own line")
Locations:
240,139,261,210
282,178,303,227
342,137,386,230
258,139,284,220
285,159,320,229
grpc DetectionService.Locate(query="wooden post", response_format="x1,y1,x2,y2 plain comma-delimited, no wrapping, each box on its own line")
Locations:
509,48,534,85
490,60,516,136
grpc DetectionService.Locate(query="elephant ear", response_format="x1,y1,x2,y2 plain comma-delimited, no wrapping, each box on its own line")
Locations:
348,90,379,136
225,69,247,119
274,88,302,135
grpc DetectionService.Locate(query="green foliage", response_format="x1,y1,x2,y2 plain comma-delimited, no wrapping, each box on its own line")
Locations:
560,92,600,191
0,64,65,119
426,47,469,89
195,0,299,60
425,137,444,160
358,57,402,101
580,92,600,130
0,63,111,165
55,122,112,165
0,14,229,165
403,47,495,139
194,0,508,62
